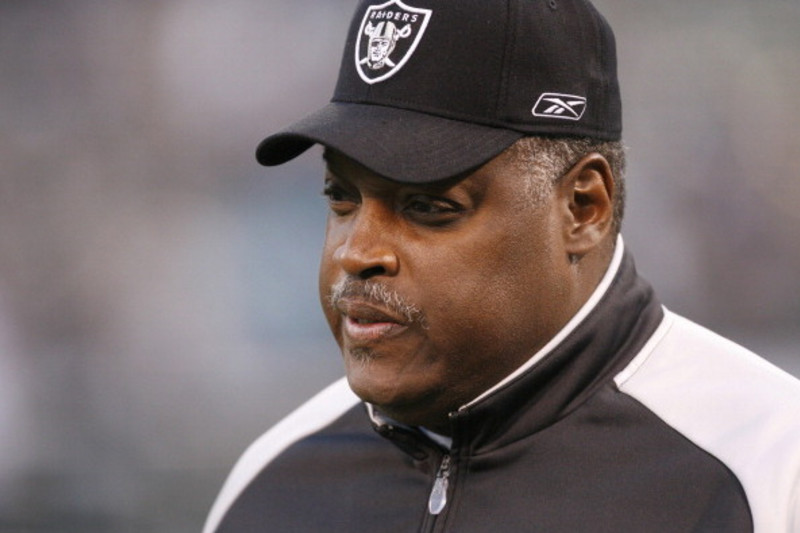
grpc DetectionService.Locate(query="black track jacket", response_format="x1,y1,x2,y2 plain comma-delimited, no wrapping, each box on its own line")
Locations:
205,241,800,532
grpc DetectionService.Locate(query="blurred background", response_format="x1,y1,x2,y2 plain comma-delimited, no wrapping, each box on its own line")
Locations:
1,0,798,531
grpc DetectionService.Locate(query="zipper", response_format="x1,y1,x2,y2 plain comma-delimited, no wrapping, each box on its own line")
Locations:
427,454,451,515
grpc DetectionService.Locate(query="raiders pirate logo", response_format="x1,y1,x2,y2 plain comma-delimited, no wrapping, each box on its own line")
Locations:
355,0,433,84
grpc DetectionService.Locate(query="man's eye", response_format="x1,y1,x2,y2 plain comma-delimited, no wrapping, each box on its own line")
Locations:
404,195,463,224
322,183,358,214
322,184,345,202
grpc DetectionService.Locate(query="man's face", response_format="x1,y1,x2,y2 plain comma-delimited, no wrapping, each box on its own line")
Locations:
319,150,576,433
369,38,392,63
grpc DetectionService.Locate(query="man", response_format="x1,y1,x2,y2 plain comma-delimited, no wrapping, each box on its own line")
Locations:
363,20,412,70
205,1,800,531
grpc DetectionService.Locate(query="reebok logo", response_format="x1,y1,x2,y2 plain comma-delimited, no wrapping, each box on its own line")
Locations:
532,93,587,121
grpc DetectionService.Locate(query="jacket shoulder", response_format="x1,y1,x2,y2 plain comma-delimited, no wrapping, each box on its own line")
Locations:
203,378,359,533
615,310,800,533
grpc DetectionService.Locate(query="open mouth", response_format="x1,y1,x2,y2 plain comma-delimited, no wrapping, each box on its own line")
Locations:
344,316,407,344
337,300,409,344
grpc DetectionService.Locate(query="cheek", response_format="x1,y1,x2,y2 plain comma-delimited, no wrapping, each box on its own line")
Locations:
318,238,343,342
318,219,345,288
419,229,562,350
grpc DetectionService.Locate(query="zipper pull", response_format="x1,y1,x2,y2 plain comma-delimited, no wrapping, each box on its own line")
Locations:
428,454,451,515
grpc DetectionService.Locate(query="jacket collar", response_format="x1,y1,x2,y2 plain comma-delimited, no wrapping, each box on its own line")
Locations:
464,236,627,409
368,237,664,453
450,237,664,451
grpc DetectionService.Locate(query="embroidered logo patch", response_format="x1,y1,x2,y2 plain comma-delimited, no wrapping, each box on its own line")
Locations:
532,93,588,121
355,0,433,85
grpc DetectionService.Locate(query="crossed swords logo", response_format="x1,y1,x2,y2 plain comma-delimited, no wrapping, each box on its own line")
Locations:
355,1,433,85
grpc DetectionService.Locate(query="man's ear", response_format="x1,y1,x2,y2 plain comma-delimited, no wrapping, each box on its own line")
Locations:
556,153,615,258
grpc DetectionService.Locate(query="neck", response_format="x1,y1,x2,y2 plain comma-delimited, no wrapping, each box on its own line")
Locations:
463,235,625,409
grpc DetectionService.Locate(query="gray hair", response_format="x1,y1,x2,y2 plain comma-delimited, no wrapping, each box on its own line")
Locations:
505,136,627,235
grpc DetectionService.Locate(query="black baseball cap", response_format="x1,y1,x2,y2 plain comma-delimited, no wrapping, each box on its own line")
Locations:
256,0,621,183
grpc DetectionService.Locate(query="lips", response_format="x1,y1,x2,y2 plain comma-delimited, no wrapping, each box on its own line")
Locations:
336,299,409,344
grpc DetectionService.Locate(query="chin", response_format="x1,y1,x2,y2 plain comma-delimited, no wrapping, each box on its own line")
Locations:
345,365,408,408
345,367,446,428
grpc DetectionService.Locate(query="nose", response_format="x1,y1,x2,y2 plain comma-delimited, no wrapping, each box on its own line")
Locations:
333,202,399,280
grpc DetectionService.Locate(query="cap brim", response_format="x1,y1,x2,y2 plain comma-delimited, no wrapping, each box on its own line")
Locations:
256,102,524,183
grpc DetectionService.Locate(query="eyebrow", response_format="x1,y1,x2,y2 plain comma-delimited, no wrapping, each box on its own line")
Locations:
322,148,338,165
321,150,350,179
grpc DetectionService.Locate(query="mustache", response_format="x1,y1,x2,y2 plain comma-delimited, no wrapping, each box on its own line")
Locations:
328,278,426,326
